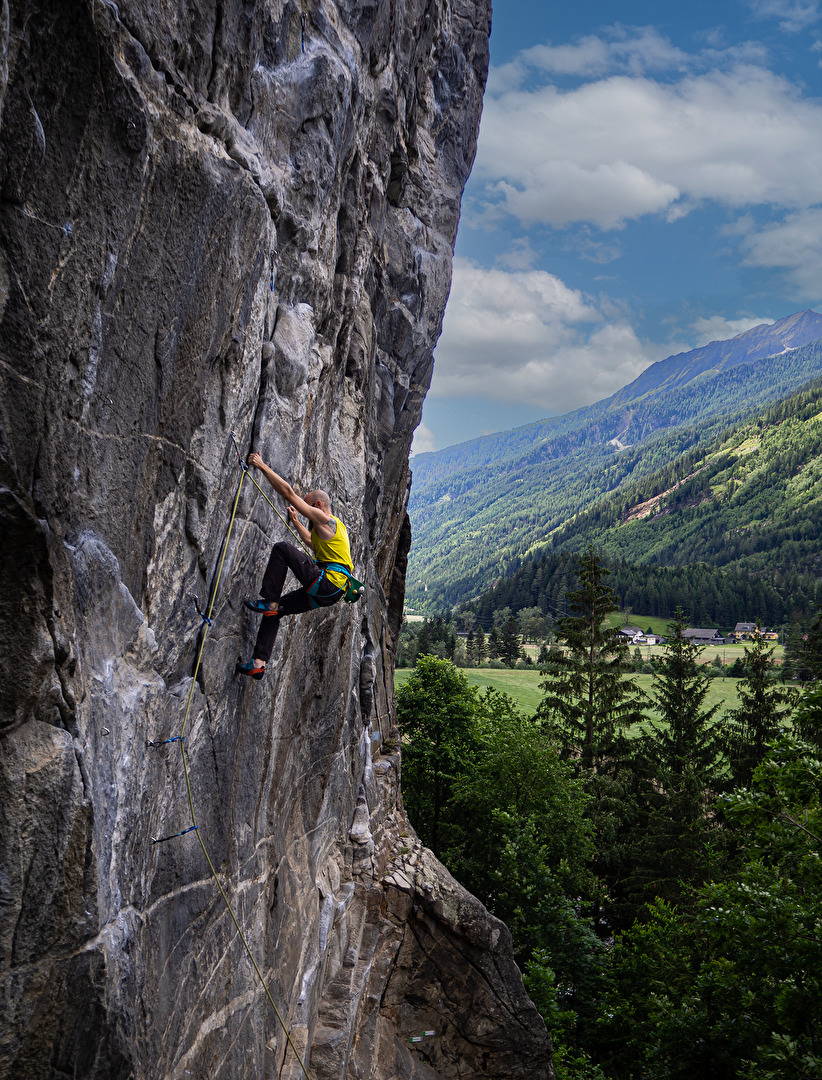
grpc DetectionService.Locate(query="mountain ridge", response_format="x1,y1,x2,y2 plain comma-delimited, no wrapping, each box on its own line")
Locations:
468,375,822,627
412,310,822,485
408,311,822,607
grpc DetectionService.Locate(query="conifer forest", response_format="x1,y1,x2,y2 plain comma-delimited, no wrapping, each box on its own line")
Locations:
397,551,822,1080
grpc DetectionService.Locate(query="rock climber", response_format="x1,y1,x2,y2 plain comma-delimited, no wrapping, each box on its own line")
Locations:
236,453,355,680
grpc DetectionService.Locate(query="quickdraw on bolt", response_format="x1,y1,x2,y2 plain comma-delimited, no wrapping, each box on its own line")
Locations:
147,735,186,748
151,825,198,844
230,431,249,472
191,594,213,626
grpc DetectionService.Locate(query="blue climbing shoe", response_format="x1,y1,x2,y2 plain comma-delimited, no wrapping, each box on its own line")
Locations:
236,660,266,680
243,598,279,616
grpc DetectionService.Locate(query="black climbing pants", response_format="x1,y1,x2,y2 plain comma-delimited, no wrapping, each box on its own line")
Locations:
253,541,342,662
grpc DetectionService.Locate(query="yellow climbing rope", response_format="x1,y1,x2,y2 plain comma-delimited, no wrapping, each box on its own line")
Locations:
161,458,313,1080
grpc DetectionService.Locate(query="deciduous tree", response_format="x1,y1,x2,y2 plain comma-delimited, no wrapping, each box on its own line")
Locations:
396,656,478,857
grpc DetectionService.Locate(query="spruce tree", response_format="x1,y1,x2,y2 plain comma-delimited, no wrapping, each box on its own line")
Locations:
537,548,645,770
802,606,822,680
728,628,796,788
475,625,487,665
650,610,723,779
619,611,726,921
416,619,432,659
466,630,475,666
783,614,809,681
499,615,521,668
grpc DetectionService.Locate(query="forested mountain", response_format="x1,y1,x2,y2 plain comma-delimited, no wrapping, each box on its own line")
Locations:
408,312,822,607
543,377,822,584
466,376,822,627
470,548,821,631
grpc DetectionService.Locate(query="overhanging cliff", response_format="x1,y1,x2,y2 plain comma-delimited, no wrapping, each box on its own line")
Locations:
0,1,552,1077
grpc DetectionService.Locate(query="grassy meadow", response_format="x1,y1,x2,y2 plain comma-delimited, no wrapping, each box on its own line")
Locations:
395,665,745,724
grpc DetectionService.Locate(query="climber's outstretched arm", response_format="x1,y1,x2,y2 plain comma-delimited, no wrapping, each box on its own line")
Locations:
247,453,331,531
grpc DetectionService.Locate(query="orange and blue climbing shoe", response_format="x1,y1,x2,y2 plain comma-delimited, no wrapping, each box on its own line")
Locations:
243,598,279,616
236,660,266,680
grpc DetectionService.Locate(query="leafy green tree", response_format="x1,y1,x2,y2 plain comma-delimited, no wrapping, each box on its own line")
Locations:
465,629,475,665
524,952,609,1080
793,681,822,752
447,693,604,1029
596,735,822,1080
727,629,796,787
492,606,513,631
537,548,646,770
396,656,479,857
519,606,547,643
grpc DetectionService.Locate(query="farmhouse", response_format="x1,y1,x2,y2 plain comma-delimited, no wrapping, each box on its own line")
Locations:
732,622,779,642
683,628,726,645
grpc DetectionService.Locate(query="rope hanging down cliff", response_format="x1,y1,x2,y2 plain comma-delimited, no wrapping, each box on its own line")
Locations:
149,453,314,1080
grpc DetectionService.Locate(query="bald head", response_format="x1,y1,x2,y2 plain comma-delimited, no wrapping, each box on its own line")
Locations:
306,489,331,512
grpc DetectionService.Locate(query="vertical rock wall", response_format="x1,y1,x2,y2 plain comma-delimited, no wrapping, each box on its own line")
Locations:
0,1,552,1077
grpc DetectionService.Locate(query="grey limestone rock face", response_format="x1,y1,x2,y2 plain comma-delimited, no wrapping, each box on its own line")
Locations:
0,0,552,1077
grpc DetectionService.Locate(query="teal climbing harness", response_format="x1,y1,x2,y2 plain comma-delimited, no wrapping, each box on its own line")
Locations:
305,566,336,609
315,562,365,603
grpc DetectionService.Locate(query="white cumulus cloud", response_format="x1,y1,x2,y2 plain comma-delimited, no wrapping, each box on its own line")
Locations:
746,0,820,32
411,423,437,456
475,65,822,230
691,314,775,345
431,259,655,413
741,207,822,299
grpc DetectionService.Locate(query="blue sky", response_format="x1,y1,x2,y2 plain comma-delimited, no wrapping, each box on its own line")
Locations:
414,0,822,452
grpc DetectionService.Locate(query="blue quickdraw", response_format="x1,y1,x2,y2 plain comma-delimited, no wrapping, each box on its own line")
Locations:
151,825,198,845
191,594,213,626
147,735,186,748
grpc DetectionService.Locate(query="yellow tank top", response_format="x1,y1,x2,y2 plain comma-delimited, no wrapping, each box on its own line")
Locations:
311,517,353,589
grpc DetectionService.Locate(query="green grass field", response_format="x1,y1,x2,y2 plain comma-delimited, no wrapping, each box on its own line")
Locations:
395,666,744,723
